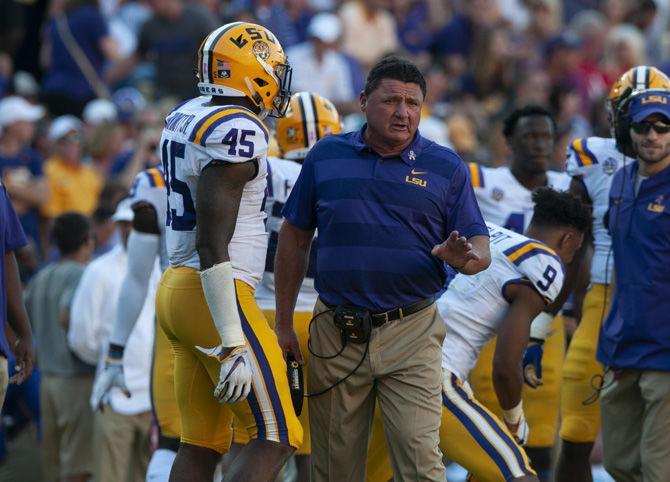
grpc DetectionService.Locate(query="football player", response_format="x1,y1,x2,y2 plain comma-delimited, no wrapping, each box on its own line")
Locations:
235,91,342,481
365,188,590,482
438,188,589,482
467,106,570,232
89,166,178,482
467,105,570,480
154,22,301,481
555,66,670,482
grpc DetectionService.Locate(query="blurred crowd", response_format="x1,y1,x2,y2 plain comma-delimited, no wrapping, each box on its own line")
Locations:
0,0,668,480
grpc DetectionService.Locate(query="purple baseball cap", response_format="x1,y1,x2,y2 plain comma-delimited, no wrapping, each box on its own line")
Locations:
628,90,670,122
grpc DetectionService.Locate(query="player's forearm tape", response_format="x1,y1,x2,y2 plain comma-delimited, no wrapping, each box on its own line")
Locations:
503,401,524,425
108,343,125,361
529,311,553,341
110,231,160,347
200,261,245,348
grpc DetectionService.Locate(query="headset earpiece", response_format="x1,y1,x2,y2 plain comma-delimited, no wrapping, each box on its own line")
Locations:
615,92,636,157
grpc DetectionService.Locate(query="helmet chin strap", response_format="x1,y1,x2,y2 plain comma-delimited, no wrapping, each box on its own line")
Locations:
244,76,269,119
254,55,282,116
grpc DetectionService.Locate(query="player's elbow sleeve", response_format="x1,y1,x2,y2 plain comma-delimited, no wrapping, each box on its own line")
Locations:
110,272,149,346
126,231,160,282
109,231,159,346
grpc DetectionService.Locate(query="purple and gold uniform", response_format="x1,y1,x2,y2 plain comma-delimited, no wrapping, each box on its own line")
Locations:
560,137,621,443
468,164,570,448
156,97,302,453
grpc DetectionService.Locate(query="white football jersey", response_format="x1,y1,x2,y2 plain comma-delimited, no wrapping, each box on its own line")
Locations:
565,137,624,284
255,157,319,312
160,97,269,286
468,164,571,233
128,167,169,271
438,223,565,381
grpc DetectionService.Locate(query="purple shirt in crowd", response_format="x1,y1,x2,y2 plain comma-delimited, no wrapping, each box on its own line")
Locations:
0,183,27,358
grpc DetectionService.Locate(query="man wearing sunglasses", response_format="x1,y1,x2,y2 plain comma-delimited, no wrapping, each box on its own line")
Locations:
597,88,670,482
556,67,670,482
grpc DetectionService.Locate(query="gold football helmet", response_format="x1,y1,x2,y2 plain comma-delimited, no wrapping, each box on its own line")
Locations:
608,66,670,118
276,92,342,160
267,131,280,157
196,22,292,118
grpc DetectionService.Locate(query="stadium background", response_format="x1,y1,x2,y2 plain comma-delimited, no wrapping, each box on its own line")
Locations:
0,0,664,480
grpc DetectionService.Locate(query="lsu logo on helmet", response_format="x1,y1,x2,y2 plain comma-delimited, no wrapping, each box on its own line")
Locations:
276,92,342,160
196,22,293,118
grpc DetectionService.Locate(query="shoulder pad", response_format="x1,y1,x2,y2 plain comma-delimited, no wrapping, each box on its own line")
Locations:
468,162,486,188
566,137,619,176
569,138,599,167
129,168,166,199
503,240,565,304
188,107,269,163
189,107,269,147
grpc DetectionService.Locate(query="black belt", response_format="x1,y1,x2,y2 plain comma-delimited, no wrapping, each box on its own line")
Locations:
324,297,435,326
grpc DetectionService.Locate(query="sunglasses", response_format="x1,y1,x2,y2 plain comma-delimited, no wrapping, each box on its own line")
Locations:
631,121,670,135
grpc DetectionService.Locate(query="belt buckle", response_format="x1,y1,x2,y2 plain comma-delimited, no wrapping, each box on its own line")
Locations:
378,311,390,326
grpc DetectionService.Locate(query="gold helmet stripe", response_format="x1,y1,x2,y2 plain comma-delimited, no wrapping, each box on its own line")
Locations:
202,22,243,85
297,92,317,150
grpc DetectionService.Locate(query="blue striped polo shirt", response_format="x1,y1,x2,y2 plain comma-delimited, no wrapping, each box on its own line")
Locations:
282,127,488,312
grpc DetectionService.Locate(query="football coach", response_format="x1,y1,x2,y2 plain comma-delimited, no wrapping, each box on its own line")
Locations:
598,89,670,481
274,56,491,481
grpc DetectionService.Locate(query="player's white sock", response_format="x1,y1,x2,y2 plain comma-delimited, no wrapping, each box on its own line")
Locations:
146,448,177,482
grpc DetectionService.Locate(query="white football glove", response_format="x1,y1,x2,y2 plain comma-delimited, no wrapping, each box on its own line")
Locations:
503,403,529,446
195,344,252,404
90,358,130,411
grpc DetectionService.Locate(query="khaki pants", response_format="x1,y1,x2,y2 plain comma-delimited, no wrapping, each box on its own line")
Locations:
93,409,152,482
40,374,94,480
601,369,670,482
308,299,446,482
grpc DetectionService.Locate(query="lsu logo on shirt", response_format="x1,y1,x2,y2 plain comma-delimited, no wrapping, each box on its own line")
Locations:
405,168,427,188
648,195,666,213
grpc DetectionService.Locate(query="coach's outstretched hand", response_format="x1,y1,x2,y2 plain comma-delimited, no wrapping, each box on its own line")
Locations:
196,344,252,404
431,230,478,266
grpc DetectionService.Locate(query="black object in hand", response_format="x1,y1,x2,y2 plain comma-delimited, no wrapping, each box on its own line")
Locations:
286,352,304,416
